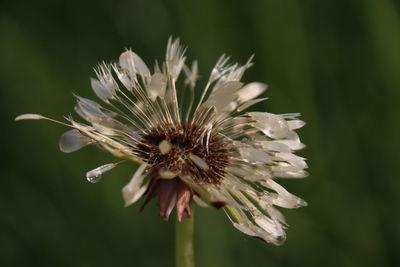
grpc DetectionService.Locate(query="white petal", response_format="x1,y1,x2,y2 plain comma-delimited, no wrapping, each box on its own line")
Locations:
271,162,305,172
68,122,138,163
275,132,305,151
254,215,284,237
233,220,284,244
273,170,309,178
237,97,268,112
205,81,242,113
91,64,117,101
91,78,107,100
90,77,115,102
228,204,285,244
213,55,253,86
265,179,307,208
74,96,120,127
211,81,243,95
203,94,236,114
59,129,92,153
184,60,198,88
249,112,290,139
148,73,167,101
259,141,291,152
238,147,272,163
122,164,149,206
233,222,257,236
119,50,150,77
281,113,301,119
273,194,308,209
236,82,267,102
166,37,186,79
274,152,308,169
92,123,117,136
288,120,305,130
112,64,131,89
227,166,250,177
15,114,46,121
15,114,71,127
74,95,104,122
266,206,286,225
209,55,230,82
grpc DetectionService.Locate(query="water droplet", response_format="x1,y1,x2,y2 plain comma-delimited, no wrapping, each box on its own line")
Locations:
85,163,118,183
86,170,103,183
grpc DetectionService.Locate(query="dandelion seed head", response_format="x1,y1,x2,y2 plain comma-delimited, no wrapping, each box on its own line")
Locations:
16,37,308,245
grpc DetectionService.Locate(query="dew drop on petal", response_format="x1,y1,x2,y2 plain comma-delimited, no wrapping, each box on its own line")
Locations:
86,163,118,183
86,172,102,183
249,112,290,139
236,82,267,103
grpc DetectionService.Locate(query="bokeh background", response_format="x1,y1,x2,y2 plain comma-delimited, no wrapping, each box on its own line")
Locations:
1,0,399,266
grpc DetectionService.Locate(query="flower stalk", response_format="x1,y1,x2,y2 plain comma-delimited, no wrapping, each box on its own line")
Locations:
176,207,195,267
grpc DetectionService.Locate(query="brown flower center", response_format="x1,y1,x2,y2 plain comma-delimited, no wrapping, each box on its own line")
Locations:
134,123,229,185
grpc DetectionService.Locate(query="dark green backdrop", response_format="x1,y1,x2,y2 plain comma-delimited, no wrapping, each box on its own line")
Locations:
1,0,399,266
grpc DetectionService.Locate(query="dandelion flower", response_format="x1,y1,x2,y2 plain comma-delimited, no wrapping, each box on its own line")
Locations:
16,38,308,245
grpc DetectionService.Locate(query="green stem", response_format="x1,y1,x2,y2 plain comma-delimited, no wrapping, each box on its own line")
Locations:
175,208,195,267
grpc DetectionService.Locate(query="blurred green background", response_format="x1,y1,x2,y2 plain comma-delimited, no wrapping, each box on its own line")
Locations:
1,0,399,266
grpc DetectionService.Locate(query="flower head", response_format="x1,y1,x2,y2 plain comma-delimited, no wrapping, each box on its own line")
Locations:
16,37,308,245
